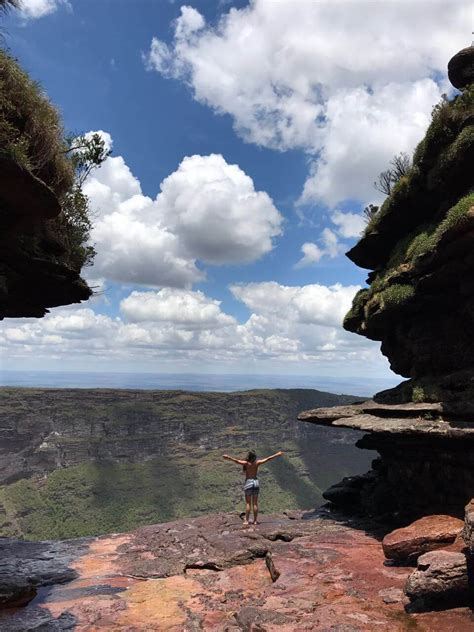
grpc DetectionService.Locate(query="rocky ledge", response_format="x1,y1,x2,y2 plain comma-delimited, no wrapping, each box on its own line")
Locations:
1,509,473,631
298,401,474,520
0,157,91,319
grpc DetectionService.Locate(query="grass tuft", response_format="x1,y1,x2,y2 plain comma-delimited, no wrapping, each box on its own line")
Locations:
0,49,74,197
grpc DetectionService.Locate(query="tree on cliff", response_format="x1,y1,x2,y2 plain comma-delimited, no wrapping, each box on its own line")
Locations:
374,152,412,196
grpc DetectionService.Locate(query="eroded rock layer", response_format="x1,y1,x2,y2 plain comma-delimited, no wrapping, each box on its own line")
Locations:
299,402,474,520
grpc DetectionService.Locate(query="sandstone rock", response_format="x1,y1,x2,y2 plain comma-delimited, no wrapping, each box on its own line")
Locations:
1,511,472,630
0,538,84,607
462,498,474,552
0,158,92,319
382,515,464,563
405,550,470,603
322,472,377,509
299,400,474,521
298,400,474,439
0,156,61,231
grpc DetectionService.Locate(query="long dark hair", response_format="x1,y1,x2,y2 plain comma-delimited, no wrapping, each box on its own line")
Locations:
243,450,257,472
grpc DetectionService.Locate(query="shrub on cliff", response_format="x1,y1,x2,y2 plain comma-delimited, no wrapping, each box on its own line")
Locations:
0,50,109,271
364,89,474,238
374,152,412,197
0,50,74,195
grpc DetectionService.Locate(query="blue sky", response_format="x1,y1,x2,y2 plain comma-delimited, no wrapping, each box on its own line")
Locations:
1,0,470,378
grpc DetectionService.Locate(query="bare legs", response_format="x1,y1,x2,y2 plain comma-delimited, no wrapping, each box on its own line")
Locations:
244,495,251,525
243,494,259,526
253,496,259,525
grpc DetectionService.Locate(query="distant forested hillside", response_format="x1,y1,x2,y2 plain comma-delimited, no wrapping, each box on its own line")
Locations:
0,388,370,539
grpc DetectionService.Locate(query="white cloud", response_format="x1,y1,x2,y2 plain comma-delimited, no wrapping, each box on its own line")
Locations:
231,281,358,328
1,282,385,373
155,154,282,265
84,142,282,287
331,210,365,240
19,0,70,19
144,0,469,207
295,228,344,268
298,80,442,207
295,242,324,267
120,289,236,329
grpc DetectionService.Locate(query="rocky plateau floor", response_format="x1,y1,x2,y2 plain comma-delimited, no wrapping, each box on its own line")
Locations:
0,509,473,631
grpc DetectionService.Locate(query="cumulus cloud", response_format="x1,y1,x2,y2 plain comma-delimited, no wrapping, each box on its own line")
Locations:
19,0,70,19
231,281,357,328
144,0,469,207
154,154,282,265
331,210,365,240
84,142,282,287
298,80,442,207
2,282,385,373
120,289,236,329
295,228,344,268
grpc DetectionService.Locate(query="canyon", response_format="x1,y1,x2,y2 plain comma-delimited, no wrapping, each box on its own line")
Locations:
0,387,369,540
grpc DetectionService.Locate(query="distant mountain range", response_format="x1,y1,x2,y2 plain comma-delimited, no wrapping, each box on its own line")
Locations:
0,387,371,539
0,370,399,396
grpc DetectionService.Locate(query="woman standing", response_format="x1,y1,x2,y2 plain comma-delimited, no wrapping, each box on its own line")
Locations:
223,450,284,525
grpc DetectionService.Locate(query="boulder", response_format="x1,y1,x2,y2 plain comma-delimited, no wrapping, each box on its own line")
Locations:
383,515,464,563
405,550,470,603
448,45,474,91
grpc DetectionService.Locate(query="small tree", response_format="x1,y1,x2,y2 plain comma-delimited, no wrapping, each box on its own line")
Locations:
66,132,111,187
61,133,111,270
374,152,412,196
363,203,379,223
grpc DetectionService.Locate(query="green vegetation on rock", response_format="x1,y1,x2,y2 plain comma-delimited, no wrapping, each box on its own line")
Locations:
0,50,109,271
345,76,474,392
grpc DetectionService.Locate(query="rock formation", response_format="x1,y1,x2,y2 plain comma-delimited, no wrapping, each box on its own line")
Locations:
0,157,91,318
382,515,464,564
0,51,94,319
299,46,474,522
296,45,474,615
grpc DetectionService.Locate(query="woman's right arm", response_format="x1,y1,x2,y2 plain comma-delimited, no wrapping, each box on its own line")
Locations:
222,454,247,465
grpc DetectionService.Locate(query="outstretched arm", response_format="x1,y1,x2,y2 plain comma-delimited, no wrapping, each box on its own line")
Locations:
222,454,247,465
257,451,284,465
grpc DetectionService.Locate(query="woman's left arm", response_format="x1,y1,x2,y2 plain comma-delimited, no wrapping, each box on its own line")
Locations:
257,451,284,465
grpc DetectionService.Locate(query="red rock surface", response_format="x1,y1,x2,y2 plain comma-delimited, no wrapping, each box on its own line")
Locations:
382,515,464,563
1,510,473,631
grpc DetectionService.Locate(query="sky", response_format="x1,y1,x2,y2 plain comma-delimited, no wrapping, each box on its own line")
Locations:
0,0,471,379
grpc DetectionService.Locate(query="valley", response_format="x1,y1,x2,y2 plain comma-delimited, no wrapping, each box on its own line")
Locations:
0,387,370,539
